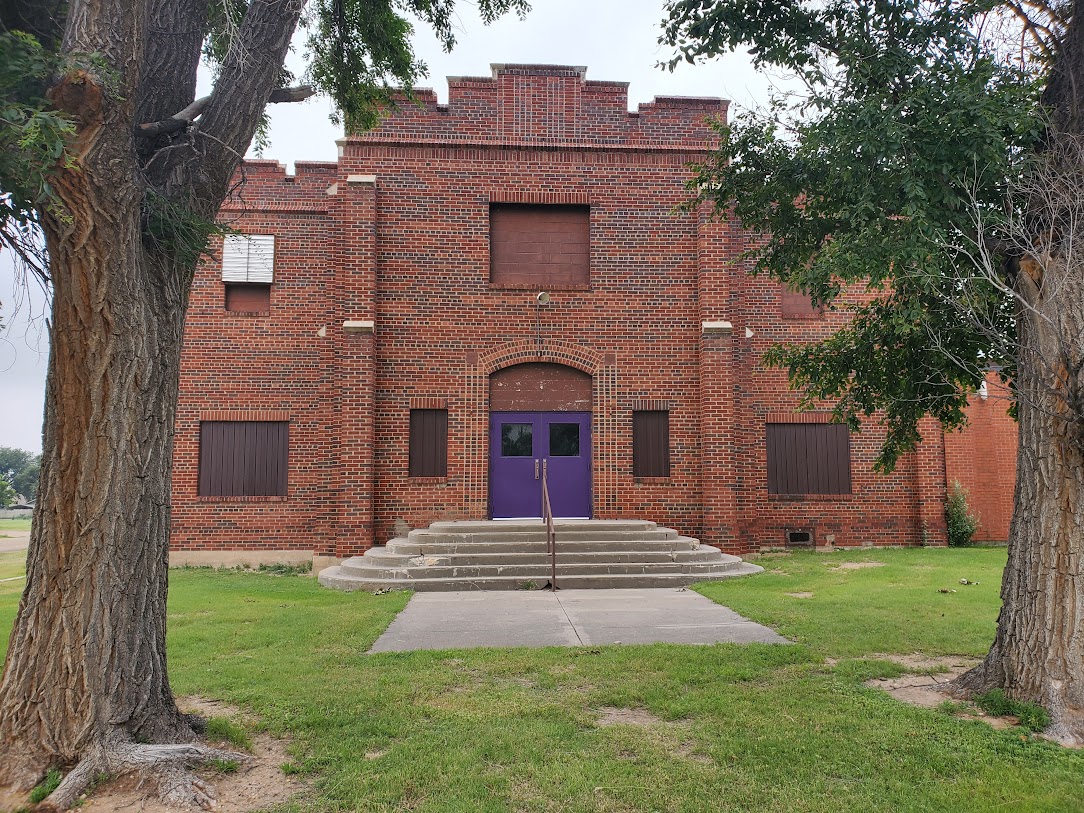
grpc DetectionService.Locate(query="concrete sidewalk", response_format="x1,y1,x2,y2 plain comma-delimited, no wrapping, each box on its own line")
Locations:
368,588,789,653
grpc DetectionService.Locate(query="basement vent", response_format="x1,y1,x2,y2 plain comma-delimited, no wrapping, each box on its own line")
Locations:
785,529,814,547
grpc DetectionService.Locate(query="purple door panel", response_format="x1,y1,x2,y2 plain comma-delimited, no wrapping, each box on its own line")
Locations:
542,413,592,518
490,412,541,519
490,412,592,519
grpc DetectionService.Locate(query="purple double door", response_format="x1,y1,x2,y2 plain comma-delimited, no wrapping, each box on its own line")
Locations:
489,412,592,519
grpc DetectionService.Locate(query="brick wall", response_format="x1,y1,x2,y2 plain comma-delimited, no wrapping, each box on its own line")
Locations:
944,372,1017,541
172,64,998,558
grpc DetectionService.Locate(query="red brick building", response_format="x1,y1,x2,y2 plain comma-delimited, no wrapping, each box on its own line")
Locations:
170,64,1016,568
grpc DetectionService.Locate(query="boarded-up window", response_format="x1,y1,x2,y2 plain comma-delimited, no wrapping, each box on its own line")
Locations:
490,204,589,287
781,284,821,318
410,409,448,477
199,421,288,496
222,234,275,283
766,423,851,494
633,411,670,477
225,283,271,312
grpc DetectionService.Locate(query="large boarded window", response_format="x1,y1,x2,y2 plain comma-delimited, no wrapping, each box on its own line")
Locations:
490,204,589,287
410,409,448,477
766,423,851,495
633,411,670,477
199,421,288,496
781,284,821,318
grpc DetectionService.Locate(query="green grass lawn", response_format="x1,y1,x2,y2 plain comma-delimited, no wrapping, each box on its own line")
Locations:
4,547,1083,812
0,517,32,533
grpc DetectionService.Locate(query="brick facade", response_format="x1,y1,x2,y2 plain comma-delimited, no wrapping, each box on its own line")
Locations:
170,64,1017,561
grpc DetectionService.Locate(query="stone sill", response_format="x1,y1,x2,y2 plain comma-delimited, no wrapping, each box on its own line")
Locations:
408,477,450,485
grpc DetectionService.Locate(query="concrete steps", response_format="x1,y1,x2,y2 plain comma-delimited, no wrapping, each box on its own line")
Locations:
319,519,762,592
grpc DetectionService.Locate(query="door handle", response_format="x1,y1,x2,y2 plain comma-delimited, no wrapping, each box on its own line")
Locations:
535,459,539,480
543,458,548,477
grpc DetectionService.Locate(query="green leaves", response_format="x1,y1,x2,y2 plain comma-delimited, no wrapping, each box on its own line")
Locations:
0,31,73,248
665,0,1040,466
303,0,529,132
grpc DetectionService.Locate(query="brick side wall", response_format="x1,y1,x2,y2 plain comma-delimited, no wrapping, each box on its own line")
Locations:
172,162,339,554
171,64,993,558
944,373,1018,541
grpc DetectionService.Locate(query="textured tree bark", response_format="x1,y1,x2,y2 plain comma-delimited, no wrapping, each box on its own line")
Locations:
955,258,1084,744
0,0,305,800
0,65,197,793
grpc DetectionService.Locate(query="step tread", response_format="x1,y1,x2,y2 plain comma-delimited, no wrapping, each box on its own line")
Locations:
319,563,763,592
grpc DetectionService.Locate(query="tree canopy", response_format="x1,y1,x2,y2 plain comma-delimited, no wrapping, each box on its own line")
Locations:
663,0,1049,466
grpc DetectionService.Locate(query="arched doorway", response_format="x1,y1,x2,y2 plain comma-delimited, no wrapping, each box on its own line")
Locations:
489,363,592,519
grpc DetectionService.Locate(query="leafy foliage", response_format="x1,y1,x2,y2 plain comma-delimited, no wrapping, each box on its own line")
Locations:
0,30,73,281
0,477,15,508
946,479,981,546
0,447,40,502
303,0,529,131
662,0,1043,467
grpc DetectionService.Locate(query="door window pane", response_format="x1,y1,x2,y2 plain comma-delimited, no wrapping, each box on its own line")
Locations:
501,423,534,457
549,423,580,457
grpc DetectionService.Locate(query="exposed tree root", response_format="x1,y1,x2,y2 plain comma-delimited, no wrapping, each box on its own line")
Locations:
42,740,251,811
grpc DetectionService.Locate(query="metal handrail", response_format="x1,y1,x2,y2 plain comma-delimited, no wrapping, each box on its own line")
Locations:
542,464,557,590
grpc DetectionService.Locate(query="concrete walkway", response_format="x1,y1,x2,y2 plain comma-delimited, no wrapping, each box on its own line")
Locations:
369,588,789,653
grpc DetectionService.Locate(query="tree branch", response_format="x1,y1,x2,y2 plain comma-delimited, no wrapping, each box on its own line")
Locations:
135,85,315,139
134,0,210,134
185,0,306,206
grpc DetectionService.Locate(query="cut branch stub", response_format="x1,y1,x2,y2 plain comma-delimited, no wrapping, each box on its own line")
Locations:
134,85,315,139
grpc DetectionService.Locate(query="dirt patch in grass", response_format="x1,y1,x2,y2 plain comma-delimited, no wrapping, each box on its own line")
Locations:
74,697,306,813
595,706,671,728
862,655,1021,729
784,592,814,599
831,562,886,571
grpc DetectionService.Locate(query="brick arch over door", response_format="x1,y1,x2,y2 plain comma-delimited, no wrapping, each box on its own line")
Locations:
463,340,618,519
490,362,592,412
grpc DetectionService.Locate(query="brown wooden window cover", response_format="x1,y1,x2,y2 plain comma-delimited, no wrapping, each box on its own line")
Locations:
781,284,821,318
225,283,271,312
766,423,851,495
199,421,288,496
490,204,589,287
410,409,448,477
633,411,670,477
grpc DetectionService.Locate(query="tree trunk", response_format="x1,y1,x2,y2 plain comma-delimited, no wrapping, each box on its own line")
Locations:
955,200,1084,745
0,0,304,798
955,1,1084,744
0,69,196,792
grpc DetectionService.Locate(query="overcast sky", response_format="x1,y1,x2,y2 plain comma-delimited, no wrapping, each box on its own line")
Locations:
0,0,775,455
